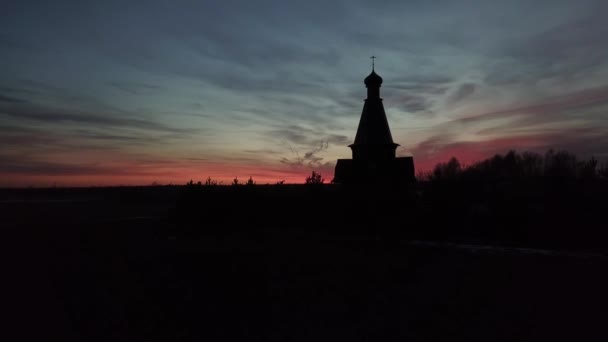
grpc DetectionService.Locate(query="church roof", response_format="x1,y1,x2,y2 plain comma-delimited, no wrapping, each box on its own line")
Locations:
352,69,396,146
352,99,396,145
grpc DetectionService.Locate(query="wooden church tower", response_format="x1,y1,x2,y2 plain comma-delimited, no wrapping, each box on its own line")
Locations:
333,60,415,184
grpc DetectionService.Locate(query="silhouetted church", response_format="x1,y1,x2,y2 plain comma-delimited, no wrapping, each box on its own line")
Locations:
333,64,415,184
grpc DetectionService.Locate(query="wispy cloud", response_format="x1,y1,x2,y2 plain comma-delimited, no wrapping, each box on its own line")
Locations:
453,85,608,124
447,83,476,104
0,102,197,134
0,93,27,103
106,81,162,95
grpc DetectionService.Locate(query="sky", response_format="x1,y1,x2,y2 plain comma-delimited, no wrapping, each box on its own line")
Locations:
1,0,608,186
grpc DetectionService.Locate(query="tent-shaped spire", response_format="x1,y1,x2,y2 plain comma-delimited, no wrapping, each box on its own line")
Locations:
350,65,399,162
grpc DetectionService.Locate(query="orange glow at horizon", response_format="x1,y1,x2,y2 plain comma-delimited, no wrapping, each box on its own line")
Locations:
0,163,326,187
1,131,601,188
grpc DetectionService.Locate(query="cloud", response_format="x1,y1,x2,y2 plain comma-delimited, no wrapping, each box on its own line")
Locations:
268,125,349,147
0,158,118,176
453,85,608,125
0,148,202,178
0,33,32,51
447,83,476,104
0,94,26,103
69,129,167,144
243,148,284,155
280,141,332,168
264,125,345,174
0,86,39,97
106,81,162,95
389,82,449,95
0,102,197,134
0,128,59,147
394,94,432,113
483,4,608,86
382,74,454,114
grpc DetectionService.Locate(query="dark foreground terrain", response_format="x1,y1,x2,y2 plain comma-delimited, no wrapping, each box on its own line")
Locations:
3,184,608,341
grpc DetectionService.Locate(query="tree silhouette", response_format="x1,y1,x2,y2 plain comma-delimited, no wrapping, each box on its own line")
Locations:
544,149,577,179
432,157,462,180
599,162,608,179
427,149,605,182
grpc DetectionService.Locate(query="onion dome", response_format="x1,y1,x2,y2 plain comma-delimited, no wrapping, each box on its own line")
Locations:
364,70,383,87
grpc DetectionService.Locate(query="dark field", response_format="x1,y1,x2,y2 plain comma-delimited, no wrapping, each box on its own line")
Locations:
3,184,608,341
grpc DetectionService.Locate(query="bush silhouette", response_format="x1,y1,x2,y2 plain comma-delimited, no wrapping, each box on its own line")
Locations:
204,177,218,186
186,179,203,187
305,171,324,184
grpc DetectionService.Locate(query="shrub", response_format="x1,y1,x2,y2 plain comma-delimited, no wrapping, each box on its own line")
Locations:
305,171,324,185
186,179,203,187
204,177,218,186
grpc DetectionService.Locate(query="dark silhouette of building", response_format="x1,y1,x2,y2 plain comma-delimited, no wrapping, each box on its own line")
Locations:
334,63,415,184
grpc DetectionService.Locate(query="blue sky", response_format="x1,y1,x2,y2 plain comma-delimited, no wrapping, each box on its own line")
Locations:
1,0,608,186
